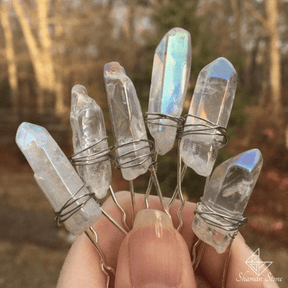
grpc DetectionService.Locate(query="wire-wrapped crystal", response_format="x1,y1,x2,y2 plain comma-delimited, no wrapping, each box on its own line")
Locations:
180,57,237,176
192,149,263,253
104,62,151,180
147,27,192,155
70,84,112,199
16,122,101,235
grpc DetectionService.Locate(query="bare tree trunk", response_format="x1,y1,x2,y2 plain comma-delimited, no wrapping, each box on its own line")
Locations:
266,0,281,116
229,0,247,84
128,0,136,46
244,0,282,117
122,0,136,70
0,2,19,117
11,0,65,116
229,0,241,42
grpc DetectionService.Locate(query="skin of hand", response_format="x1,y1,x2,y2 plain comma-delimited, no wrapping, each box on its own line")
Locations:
57,191,278,288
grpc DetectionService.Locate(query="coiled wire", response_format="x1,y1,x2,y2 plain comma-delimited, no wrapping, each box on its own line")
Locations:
145,112,185,129
69,136,113,166
54,182,99,226
195,201,247,237
179,114,228,146
111,139,155,169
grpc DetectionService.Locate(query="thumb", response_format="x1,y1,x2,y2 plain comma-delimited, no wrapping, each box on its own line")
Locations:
115,209,196,288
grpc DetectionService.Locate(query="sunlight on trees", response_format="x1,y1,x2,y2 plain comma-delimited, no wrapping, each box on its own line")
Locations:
0,0,287,140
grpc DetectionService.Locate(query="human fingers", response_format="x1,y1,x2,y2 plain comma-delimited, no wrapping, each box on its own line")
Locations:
196,233,279,288
57,232,109,287
57,191,196,287
115,193,279,288
115,209,197,288
57,192,132,288
96,191,197,268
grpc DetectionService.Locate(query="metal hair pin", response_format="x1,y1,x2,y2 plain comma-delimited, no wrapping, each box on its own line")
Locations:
111,139,156,219
15,27,266,288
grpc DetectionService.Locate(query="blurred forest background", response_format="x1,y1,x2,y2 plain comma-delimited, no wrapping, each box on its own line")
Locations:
0,0,287,287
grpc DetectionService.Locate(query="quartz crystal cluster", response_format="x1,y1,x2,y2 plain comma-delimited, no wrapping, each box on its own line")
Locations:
147,27,192,155
180,57,237,177
16,122,102,235
70,84,111,199
192,149,263,253
104,62,151,181
14,26,263,261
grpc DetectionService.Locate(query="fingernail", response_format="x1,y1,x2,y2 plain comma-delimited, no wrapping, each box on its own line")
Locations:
133,209,174,230
129,209,181,288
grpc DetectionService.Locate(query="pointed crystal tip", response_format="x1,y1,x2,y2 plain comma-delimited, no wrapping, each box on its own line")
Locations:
16,122,47,150
234,148,262,173
207,57,236,80
104,61,150,180
192,148,263,253
104,62,125,76
202,148,263,214
72,84,87,96
16,122,102,235
70,84,111,199
148,27,191,155
180,56,237,176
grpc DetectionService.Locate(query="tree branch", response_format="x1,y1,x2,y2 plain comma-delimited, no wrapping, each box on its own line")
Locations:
244,0,270,33
36,0,51,51
11,0,39,60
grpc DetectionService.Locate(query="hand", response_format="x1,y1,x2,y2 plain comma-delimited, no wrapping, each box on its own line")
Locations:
57,191,278,288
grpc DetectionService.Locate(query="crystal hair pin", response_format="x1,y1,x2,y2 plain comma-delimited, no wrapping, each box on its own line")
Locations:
15,26,263,288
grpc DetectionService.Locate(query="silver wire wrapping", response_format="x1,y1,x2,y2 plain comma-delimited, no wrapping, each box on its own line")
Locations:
179,114,228,146
54,182,128,235
54,182,97,226
144,113,186,217
111,139,156,169
68,136,113,166
145,112,185,130
111,139,159,221
194,201,248,236
68,137,131,233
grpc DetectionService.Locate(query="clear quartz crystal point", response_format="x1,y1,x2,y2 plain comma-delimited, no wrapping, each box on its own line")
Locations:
104,62,151,181
192,149,263,253
148,27,192,155
180,57,237,176
15,122,101,235
70,84,112,199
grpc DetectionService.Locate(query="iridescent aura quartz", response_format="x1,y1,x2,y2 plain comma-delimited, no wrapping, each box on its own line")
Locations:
104,62,151,180
70,84,112,199
192,149,263,253
147,27,192,155
16,122,101,235
180,57,237,176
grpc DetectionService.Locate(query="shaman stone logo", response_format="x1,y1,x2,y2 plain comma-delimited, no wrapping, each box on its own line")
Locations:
245,248,272,276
